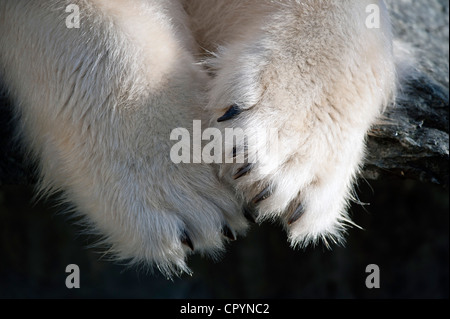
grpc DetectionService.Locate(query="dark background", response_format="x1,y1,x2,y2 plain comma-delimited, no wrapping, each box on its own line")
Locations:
0,177,448,298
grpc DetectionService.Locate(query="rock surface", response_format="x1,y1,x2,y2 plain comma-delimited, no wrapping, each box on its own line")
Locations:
365,0,449,187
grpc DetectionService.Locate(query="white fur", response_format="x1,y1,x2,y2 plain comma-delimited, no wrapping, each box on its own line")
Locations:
0,0,398,276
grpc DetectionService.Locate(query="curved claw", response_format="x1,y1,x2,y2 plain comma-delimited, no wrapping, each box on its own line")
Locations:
243,205,257,223
232,145,248,159
180,231,194,251
217,104,242,122
221,225,236,241
287,203,305,225
233,163,252,180
252,186,272,204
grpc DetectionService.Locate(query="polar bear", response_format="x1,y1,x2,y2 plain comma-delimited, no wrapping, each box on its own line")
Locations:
0,0,397,276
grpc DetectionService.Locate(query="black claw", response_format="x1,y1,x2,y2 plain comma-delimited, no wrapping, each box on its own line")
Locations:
288,204,305,225
222,225,236,241
180,231,194,251
243,206,257,223
252,186,272,204
232,146,237,158
217,104,242,122
232,145,248,162
233,163,252,180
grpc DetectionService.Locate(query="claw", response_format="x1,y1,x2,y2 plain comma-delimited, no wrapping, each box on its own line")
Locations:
233,163,252,179
243,206,257,223
288,204,305,225
180,231,194,251
232,145,248,163
232,146,237,158
217,104,242,122
221,225,236,241
252,186,272,204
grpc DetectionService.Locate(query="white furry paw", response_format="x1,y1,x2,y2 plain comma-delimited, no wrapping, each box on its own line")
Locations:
65,151,249,277
205,3,396,248
213,102,363,248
